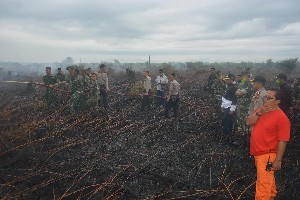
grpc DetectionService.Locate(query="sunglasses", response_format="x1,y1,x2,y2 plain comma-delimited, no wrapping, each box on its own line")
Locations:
263,96,275,101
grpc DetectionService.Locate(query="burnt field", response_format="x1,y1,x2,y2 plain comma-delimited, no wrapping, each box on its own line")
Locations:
0,72,299,200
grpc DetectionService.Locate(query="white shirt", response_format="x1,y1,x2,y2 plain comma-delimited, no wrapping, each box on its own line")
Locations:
144,76,152,94
155,74,168,91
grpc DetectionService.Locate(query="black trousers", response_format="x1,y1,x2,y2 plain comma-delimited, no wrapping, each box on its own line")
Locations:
141,95,151,111
99,85,108,108
222,108,236,134
165,95,179,118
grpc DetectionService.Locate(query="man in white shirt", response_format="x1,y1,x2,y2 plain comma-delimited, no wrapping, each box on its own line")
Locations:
155,69,168,107
141,71,152,112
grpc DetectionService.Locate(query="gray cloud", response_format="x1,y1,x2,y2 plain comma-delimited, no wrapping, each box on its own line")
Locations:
0,0,299,63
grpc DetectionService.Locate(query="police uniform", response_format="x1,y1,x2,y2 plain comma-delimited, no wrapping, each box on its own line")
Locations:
165,79,180,118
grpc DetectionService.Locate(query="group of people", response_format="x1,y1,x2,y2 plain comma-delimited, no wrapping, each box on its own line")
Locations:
43,65,181,117
208,67,300,199
43,64,109,113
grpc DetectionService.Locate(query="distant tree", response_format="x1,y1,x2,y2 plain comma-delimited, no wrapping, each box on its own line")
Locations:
278,58,298,74
62,57,74,67
266,59,273,67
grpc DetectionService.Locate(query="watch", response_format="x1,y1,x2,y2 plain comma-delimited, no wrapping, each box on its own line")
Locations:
256,112,261,117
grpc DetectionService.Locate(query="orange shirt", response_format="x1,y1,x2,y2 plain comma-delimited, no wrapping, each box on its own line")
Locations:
250,109,290,156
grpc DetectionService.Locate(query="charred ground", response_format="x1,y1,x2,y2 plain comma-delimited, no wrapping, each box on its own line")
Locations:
0,72,299,200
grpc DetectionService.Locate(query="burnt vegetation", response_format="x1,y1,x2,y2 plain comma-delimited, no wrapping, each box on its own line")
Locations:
0,63,300,200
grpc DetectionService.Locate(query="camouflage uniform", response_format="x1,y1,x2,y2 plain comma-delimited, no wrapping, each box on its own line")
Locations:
43,74,57,107
86,78,99,109
55,73,65,82
236,80,253,135
212,73,226,108
68,75,84,113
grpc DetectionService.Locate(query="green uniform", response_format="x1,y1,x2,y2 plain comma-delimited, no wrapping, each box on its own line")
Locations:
236,80,253,135
68,75,84,113
55,73,66,82
86,79,99,109
43,75,57,107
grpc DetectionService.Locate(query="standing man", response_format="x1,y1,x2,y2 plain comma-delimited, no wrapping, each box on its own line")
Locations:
155,69,168,108
55,68,65,82
236,74,252,135
221,74,238,138
97,64,109,108
43,67,57,107
248,76,267,115
165,73,180,118
141,71,152,112
207,67,217,92
86,72,99,109
247,88,290,200
275,73,292,115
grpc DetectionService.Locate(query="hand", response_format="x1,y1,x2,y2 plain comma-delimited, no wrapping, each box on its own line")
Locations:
272,160,282,171
229,110,234,115
221,107,224,112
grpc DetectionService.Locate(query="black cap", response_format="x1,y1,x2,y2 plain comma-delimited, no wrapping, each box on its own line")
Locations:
276,73,287,80
57,68,61,70
253,76,266,85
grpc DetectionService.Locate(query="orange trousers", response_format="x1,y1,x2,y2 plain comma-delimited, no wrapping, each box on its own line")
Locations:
254,153,277,200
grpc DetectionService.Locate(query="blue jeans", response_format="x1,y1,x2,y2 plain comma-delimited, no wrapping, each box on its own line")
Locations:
156,90,165,107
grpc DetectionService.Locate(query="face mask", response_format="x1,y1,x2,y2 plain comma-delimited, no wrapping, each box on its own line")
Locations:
275,79,281,85
241,78,247,83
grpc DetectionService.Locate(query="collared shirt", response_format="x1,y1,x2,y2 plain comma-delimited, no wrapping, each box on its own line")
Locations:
169,80,180,96
144,76,152,93
155,74,168,91
248,87,267,115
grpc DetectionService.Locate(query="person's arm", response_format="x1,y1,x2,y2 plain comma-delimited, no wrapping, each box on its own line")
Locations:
105,74,109,90
246,111,261,126
272,141,288,171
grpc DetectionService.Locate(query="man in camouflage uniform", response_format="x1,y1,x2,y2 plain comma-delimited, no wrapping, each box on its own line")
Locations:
43,67,57,107
55,68,65,82
236,73,253,136
67,67,84,113
86,72,99,109
212,71,226,109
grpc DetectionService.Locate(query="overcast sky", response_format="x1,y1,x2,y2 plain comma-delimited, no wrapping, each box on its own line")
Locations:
0,0,300,63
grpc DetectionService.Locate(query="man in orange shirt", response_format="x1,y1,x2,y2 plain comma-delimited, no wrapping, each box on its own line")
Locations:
247,88,290,200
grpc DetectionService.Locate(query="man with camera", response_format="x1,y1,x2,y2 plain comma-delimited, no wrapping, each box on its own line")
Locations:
247,88,290,200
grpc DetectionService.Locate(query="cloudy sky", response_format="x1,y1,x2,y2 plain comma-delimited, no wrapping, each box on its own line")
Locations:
0,0,300,63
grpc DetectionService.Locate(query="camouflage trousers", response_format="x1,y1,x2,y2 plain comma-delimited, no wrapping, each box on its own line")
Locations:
236,106,250,136
68,91,84,113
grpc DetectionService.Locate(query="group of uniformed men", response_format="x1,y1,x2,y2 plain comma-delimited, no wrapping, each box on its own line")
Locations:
43,65,181,117
207,67,300,144
43,64,109,113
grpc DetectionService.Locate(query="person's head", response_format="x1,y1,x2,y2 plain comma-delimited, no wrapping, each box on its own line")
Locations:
99,64,108,73
143,71,150,77
57,68,62,74
45,67,51,75
263,88,283,108
253,76,266,90
225,74,235,84
73,68,80,76
275,73,287,85
86,68,91,75
159,69,163,76
236,75,242,82
293,78,300,87
169,73,176,81
90,72,97,81
210,67,215,72
66,66,73,75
